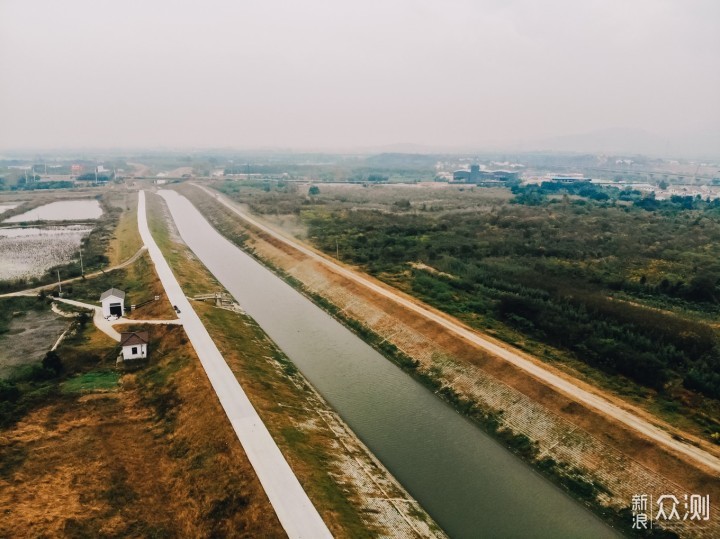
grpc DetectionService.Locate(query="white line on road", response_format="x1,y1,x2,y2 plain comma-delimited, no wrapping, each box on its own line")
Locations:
138,191,332,539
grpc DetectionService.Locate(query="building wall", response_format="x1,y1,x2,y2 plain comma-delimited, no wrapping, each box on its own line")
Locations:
101,296,124,318
121,343,147,361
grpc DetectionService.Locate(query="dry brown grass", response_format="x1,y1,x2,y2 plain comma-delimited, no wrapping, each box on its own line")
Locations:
0,190,283,538
106,191,143,266
0,324,284,538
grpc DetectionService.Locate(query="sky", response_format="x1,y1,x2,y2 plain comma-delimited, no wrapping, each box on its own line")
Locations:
1,0,718,153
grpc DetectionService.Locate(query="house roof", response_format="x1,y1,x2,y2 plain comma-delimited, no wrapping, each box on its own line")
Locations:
120,331,149,347
100,288,126,301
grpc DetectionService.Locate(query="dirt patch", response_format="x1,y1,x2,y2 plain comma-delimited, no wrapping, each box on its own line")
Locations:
0,310,69,378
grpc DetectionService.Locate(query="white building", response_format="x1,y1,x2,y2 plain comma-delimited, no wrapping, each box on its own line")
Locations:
120,331,148,361
100,288,125,318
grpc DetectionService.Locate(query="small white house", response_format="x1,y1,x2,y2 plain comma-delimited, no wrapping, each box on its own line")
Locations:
100,288,125,318
120,331,148,361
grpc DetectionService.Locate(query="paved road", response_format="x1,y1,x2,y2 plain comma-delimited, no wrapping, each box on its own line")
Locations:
194,183,720,475
138,191,332,539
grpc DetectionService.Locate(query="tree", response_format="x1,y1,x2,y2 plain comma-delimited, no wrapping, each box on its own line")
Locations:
659,180,669,190
78,311,91,326
308,185,320,196
0,380,20,402
686,273,719,302
367,174,388,182
42,350,63,374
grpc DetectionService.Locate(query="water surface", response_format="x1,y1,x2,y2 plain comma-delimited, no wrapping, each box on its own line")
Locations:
4,199,102,222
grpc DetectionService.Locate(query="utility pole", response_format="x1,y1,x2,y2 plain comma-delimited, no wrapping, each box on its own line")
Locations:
335,238,339,259
57,270,62,296
79,244,84,276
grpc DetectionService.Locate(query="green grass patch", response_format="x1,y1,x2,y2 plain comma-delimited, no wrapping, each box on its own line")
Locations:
61,371,120,394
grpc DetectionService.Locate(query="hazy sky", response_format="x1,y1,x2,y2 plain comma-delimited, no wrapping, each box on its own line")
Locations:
1,0,718,151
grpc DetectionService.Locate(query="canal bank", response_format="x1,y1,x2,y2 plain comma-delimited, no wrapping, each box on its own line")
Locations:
159,189,619,539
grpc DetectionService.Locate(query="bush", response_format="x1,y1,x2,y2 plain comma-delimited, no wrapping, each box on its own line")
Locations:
42,351,63,375
0,380,20,402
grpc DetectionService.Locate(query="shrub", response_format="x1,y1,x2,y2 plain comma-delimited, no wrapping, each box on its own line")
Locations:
42,350,63,375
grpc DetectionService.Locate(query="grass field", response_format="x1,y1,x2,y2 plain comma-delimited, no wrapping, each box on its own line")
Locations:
0,322,284,537
60,370,120,394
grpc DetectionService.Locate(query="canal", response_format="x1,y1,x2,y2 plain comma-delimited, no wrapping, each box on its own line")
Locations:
159,190,619,539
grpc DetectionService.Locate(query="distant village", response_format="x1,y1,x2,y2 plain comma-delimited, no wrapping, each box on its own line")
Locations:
3,153,720,201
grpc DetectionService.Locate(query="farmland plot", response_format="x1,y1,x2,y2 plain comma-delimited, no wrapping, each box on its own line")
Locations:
0,226,91,280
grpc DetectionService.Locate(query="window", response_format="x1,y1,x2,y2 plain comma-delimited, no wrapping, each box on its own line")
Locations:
132,347,137,354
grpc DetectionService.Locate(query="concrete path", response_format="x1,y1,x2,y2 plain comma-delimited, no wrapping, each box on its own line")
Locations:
52,298,183,343
53,298,122,342
195,183,720,475
138,191,332,539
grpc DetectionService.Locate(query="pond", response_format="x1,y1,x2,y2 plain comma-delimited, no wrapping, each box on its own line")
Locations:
0,226,91,281
4,199,102,222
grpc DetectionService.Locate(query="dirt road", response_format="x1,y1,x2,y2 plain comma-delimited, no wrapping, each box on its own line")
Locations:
194,183,720,475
